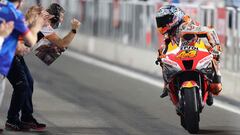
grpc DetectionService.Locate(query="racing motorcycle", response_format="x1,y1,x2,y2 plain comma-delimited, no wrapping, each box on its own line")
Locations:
156,33,215,134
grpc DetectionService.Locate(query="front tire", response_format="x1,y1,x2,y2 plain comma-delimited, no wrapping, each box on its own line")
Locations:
183,87,200,134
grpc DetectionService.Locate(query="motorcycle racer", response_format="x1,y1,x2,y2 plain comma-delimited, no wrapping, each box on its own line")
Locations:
155,5,222,106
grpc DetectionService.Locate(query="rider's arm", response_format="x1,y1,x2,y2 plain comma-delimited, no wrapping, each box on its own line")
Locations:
192,26,222,59
203,27,222,54
201,27,220,47
156,38,171,65
181,24,222,52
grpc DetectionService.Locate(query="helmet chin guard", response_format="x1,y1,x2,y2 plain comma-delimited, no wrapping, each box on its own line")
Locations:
156,5,185,35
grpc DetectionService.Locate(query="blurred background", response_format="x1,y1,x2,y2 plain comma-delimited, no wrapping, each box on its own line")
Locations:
19,0,240,108
22,0,240,98
3,1,239,134
22,0,240,72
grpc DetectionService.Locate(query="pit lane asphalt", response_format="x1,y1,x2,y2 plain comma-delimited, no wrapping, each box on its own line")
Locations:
0,52,240,135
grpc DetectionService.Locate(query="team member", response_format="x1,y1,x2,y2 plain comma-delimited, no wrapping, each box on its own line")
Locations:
0,0,47,131
0,20,14,132
6,3,80,131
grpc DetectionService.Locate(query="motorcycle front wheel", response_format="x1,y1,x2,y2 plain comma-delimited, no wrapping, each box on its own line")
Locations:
183,87,200,134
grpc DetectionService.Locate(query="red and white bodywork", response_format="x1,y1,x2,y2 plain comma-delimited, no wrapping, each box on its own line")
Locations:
160,35,214,134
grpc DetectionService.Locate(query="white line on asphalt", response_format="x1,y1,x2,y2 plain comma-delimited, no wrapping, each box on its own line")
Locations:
214,100,240,115
65,51,240,115
65,51,164,88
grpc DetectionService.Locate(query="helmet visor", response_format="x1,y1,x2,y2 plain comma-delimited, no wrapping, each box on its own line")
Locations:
156,15,173,28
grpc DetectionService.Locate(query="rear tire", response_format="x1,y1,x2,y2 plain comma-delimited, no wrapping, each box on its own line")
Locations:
183,87,200,134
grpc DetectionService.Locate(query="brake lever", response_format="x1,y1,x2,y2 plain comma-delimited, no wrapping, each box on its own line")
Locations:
155,58,162,65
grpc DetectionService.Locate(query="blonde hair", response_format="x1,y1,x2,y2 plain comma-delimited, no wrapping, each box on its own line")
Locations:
25,6,43,26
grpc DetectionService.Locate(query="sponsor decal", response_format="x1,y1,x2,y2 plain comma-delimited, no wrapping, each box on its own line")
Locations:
177,50,197,59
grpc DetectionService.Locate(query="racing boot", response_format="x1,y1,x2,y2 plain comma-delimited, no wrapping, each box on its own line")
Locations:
160,86,169,98
206,92,213,106
209,75,222,95
210,59,222,95
206,82,222,106
209,83,222,95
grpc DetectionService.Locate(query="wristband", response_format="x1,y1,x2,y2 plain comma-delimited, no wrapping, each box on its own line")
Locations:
0,37,4,51
71,29,77,34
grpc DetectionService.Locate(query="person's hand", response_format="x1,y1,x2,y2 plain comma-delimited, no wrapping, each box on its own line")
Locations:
32,10,52,30
71,18,81,30
211,49,221,61
0,21,14,38
15,42,31,56
41,10,54,24
35,14,45,28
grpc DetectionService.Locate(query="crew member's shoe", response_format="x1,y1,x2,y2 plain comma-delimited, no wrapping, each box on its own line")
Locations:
21,117,46,131
5,119,29,131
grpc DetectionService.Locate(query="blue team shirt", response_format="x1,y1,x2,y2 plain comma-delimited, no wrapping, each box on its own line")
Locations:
0,1,29,76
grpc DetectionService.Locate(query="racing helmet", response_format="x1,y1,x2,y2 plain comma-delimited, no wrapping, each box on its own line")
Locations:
156,5,185,35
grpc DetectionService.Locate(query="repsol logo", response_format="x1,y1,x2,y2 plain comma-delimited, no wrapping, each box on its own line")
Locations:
180,46,198,51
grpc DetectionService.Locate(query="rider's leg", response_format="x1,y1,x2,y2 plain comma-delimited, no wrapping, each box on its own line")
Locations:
209,59,222,95
160,83,168,98
207,59,222,106
160,72,169,98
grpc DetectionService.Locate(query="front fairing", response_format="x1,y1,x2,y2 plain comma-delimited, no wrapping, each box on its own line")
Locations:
162,57,181,82
162,39,214,82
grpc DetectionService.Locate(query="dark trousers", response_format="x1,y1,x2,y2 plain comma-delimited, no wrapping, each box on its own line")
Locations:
7,56,34,121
